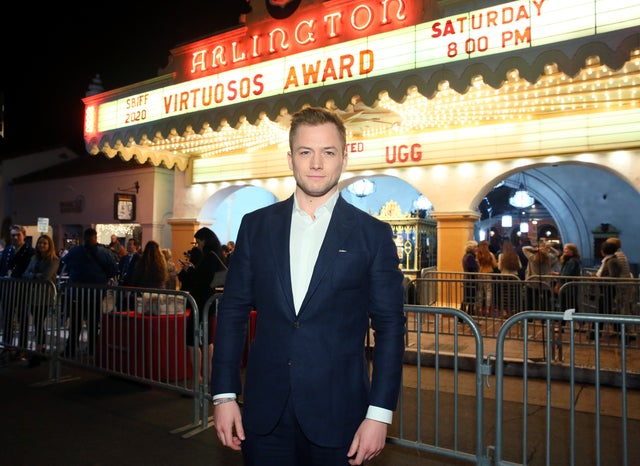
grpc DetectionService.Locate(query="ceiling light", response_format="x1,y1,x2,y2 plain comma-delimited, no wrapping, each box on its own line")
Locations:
509,173,534,208
347,178,376,198
413,194,432,211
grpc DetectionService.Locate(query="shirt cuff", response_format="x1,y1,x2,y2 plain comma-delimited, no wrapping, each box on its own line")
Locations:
213,392,236,401
366,405,393,424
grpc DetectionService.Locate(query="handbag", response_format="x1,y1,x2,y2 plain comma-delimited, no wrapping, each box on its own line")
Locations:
209,252,228,290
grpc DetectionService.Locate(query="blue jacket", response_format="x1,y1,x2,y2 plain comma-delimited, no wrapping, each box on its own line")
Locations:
62,244,118,285
211,195,406,447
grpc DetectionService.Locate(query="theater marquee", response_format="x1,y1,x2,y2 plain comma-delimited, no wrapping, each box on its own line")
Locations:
85,0,640,138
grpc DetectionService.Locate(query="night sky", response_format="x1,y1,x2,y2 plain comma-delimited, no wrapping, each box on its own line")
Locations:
0,1,252,157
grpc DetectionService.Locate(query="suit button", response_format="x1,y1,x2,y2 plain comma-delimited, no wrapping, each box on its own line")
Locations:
287,359,292,366
293,321,300,328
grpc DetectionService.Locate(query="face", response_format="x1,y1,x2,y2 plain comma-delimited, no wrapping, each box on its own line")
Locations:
10,228,25,247
126,240,138,253
563,247,573,256
287,122,347,203
195,238,205,251
37,237,50,252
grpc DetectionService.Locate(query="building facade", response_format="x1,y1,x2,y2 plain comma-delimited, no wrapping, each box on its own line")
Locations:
66,1,640,271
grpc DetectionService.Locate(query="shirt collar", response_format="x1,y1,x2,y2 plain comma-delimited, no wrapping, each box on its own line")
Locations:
293,190,339,219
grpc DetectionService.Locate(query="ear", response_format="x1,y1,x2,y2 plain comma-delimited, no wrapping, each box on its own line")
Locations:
287,151,293,170
341,151,349,172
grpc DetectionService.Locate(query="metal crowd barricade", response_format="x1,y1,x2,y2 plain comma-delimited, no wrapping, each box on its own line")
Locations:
416,271,525,315
391,305,488,464
554,277,639,353
409,273,639,349
0,277,57,362
49,283,203,432
185,292,258,438
493,310,640,466
179,292,222,438
5,275,640,463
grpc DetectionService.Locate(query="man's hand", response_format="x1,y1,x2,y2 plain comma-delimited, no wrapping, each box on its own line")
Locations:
346,418,388,465
213,401,245,451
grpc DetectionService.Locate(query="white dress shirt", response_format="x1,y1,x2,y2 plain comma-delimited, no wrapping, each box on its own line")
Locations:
290,191,338,314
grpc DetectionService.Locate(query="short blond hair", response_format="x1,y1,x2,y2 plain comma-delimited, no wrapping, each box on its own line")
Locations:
10,224,26,236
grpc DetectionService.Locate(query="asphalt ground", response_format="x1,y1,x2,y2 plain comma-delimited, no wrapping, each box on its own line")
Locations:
3,354,637,465
0,357,440,466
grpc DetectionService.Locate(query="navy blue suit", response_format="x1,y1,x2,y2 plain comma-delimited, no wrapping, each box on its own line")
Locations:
118,253,140,286
211,195,406,448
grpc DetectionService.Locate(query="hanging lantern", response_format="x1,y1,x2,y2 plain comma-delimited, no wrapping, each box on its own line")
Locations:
347,179,376,198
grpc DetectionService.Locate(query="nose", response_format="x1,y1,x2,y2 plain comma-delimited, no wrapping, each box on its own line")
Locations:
310,152,323,169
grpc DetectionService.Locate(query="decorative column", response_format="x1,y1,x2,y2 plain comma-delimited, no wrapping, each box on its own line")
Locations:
429,211,480,272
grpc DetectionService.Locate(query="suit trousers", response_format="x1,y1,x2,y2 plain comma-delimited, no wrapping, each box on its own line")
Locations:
242,393,353,466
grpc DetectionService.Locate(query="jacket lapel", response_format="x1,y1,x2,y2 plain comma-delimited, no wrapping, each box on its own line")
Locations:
269,196,296,315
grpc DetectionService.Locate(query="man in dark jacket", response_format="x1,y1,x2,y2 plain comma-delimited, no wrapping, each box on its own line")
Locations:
61,228,118,357
0,224,35,278
0,224,36,358
212,107,406,465
118,238,141,286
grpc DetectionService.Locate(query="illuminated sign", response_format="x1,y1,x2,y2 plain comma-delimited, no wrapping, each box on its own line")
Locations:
174,0,421,81
86,0,640,136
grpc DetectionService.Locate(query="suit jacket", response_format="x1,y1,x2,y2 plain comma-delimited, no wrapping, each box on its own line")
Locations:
119,253,141,286
211,195,406,447
0,244,36,278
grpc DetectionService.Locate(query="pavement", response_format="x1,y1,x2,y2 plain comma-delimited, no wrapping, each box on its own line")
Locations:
0,357,438,466
2,352,637,465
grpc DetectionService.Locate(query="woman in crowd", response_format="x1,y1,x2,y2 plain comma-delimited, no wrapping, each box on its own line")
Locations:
476,240,498,314
553,243,582,313
128,240,169,289
497,240,522,315
161,248,178,290
498,240,522,276
461,240,479,314
23,234,60,367
522,239,560,310
178,227,226,384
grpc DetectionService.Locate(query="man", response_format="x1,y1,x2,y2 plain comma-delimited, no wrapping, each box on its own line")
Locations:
212,107,406,466
61,228,118,357
0,225,36,358
602,238,635,341
108,234,127,261
118,238,141,286
605,237,632,278
0,224,35,278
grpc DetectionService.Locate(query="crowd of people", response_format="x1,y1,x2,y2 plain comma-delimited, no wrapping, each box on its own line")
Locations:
0,224,232,370
461,234,634,322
